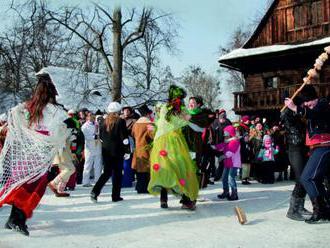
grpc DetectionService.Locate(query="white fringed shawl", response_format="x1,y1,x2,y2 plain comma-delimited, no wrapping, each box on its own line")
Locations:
0,103,69,201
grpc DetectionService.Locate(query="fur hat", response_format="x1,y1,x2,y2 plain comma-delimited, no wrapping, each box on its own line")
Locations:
107,102,122,113
300,85,318,102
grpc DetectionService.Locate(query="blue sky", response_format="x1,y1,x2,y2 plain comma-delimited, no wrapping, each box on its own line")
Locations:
1,0,270,76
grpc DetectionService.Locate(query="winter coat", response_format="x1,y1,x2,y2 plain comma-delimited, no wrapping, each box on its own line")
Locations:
131,117,154,173
212,118,232,144
100,117,130,158
296,98,330,147
280,109,306,146
240,137,252,163
215,125,241,168
215,139,241,168
257,136,279,163
81,121,102,155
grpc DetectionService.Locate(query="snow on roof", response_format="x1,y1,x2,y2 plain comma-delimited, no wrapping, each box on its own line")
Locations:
219,37,330,62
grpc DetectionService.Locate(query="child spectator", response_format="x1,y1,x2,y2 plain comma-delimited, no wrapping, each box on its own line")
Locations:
257,135,279,184
215,125,241,201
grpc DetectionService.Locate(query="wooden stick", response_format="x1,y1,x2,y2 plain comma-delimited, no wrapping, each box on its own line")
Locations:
280,77,311,112
280,46,330,112
234,206,247,224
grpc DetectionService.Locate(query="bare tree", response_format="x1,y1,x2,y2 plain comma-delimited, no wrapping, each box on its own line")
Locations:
48,5,154,102
218,26,251,92
0,0,73,109
124,11,179,90
181,66,220,109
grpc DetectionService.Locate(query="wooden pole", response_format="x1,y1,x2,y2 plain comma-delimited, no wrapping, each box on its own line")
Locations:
280,46,330,112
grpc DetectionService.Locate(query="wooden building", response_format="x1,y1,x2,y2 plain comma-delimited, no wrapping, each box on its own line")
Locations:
219,0,330,122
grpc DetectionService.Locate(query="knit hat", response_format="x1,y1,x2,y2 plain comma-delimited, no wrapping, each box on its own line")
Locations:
299,85,318,102
107,102,122,113
219,109,226,118
241,115,249,122
223,125,236,137
219,109,226,115
68,109,76,115
263,135,272,144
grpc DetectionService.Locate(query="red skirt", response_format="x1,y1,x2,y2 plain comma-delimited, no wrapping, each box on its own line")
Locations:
0,173,48,219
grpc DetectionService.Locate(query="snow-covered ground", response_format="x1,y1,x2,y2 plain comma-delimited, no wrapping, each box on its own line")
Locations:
0,181,329,248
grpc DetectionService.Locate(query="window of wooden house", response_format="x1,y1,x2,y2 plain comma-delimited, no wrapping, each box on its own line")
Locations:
264,77,279,89
264,76,279,89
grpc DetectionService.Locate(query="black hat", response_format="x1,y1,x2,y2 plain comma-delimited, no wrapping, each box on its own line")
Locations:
138,104,152,116
293,95,304,106
95,109,103,115
300,85,318,102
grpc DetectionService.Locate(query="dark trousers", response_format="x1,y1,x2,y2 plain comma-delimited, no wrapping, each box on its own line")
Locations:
260,161,275,184
135,172,150,193
92,153,123,200
288,145,307,198
301,147,330,200
160,188,168,202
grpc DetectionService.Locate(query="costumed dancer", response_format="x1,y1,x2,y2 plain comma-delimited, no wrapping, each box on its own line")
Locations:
148,85,200,210
0,72,71,236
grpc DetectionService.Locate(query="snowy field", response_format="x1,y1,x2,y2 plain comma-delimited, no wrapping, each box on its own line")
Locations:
0,180,329,248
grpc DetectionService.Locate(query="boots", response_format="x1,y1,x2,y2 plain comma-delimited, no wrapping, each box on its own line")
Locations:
5,206,29,236
217,188,230,199
297,198,312,216
160,201,168,209
90,192,98,203
4,206,16,229
305,196,330,224
286,196,305,221
228,189,239,201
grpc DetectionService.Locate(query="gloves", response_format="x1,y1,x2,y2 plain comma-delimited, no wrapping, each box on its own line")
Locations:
124,153,130,160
